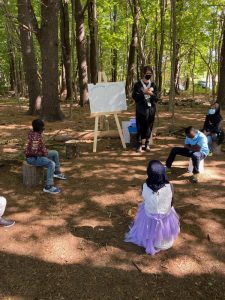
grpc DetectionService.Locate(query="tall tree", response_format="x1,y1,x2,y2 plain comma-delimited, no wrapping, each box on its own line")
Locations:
111,5,118,82
60,0,72,100
88,0,98,84
28,0,64,121
17,0,41,115
74,0,89,106
126,0,140,98
217,13,225,108
169,0,176,120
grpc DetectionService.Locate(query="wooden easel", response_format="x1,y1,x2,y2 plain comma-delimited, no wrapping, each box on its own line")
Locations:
92,72,126,152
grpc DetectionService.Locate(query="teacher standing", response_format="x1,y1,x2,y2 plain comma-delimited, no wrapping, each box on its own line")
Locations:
132,66,158,152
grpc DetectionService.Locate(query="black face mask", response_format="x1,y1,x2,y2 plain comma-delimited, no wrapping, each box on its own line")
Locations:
145,74,151,80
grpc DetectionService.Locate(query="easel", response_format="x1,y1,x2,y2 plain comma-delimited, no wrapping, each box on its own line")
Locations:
91,71,126,152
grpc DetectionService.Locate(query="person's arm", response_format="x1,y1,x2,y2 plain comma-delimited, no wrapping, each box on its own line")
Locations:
132,82,146,104
150,83,158,104
203,115,210,133
38,135,48,156
189,144,201,152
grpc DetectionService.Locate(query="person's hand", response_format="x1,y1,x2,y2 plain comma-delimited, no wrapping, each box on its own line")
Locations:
144,88,153,96
143,88,150,95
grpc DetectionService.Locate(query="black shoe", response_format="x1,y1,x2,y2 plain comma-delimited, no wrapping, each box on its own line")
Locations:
136,145,143,152
0,217,15,228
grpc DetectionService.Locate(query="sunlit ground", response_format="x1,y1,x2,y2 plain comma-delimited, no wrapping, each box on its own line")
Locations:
0,98,224,299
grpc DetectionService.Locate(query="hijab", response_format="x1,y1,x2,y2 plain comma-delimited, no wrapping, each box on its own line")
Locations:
146,160,169,193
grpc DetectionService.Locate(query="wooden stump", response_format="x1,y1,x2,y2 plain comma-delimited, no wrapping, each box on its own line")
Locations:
65,140,80,159
22,161,44,186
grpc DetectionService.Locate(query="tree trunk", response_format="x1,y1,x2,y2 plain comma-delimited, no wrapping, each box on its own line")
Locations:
60,0,72,100
126,0,140,98
111,5,118,82
40,0,64,120
88,0,98,84
17,0,41,115
169,0,176,123
74,0,89,106
158,0,165,95
217,16,225,108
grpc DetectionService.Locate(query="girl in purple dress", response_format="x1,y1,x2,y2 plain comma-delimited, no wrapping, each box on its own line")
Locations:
125,160,180,255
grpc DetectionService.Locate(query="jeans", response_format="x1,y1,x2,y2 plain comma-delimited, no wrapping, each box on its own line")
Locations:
207,135,213,152
166,147,205,174
27,150,60,186
0,196,6,217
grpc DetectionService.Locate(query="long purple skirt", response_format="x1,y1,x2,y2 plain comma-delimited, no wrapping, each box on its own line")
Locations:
125,203,180,255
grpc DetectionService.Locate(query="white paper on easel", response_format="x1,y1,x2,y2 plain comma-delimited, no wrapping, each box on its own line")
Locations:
88,82,127,114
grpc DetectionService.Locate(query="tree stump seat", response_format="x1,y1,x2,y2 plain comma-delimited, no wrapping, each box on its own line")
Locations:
188,159,205,174
22,161,45,187
65,140,80,159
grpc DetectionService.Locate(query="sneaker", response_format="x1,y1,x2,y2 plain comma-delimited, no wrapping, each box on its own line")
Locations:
208,151,213,157
136,145,143,153
191,174,199,183
165,166,172,174
43,186,61,194
54,173,66,180
0,217,15,228
145,144,151,152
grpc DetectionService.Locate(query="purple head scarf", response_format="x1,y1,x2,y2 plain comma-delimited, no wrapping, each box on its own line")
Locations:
146,160,169,192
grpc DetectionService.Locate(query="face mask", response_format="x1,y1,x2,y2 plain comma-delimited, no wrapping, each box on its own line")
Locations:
145,74,151,80
208,108,216,115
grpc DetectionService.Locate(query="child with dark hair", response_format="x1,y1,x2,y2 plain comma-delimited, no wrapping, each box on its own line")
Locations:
25,119,66,194
165,126,209,183
125,160,180,255
202,102,224,154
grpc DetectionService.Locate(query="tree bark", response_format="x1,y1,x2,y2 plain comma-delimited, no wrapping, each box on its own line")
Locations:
111,5,118,82
157,0,165,95
217,16,225,108
74,0,89,106
40,0,63,120
60,0,72,100
169,0,176,123
126,0,140,98
88,0,98,84
17,0,41,115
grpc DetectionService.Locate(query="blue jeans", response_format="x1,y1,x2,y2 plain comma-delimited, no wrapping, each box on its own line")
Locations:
27,150,60,186
166,147,205,174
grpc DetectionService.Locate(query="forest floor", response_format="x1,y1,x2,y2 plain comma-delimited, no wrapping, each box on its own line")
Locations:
0,97,224,300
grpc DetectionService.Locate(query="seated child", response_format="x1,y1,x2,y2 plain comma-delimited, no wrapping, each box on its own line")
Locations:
125,160,180,255
0,196,15,227
25,119,66,194
165,126,209,183
202,102,224,155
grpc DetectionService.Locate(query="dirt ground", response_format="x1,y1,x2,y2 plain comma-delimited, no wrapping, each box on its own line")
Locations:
0,98,224,300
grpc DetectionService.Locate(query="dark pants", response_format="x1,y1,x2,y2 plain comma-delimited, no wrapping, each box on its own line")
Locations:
166,147,205,174
136,110,155,145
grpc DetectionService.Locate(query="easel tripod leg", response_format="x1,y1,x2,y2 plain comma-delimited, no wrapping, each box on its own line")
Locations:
114,113,126,149
93,115,99,152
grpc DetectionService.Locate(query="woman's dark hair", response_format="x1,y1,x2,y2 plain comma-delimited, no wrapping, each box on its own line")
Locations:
32,119,45,132
142,65,153,75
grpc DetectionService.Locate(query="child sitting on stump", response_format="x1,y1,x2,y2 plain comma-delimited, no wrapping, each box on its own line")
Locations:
25,119,66,194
